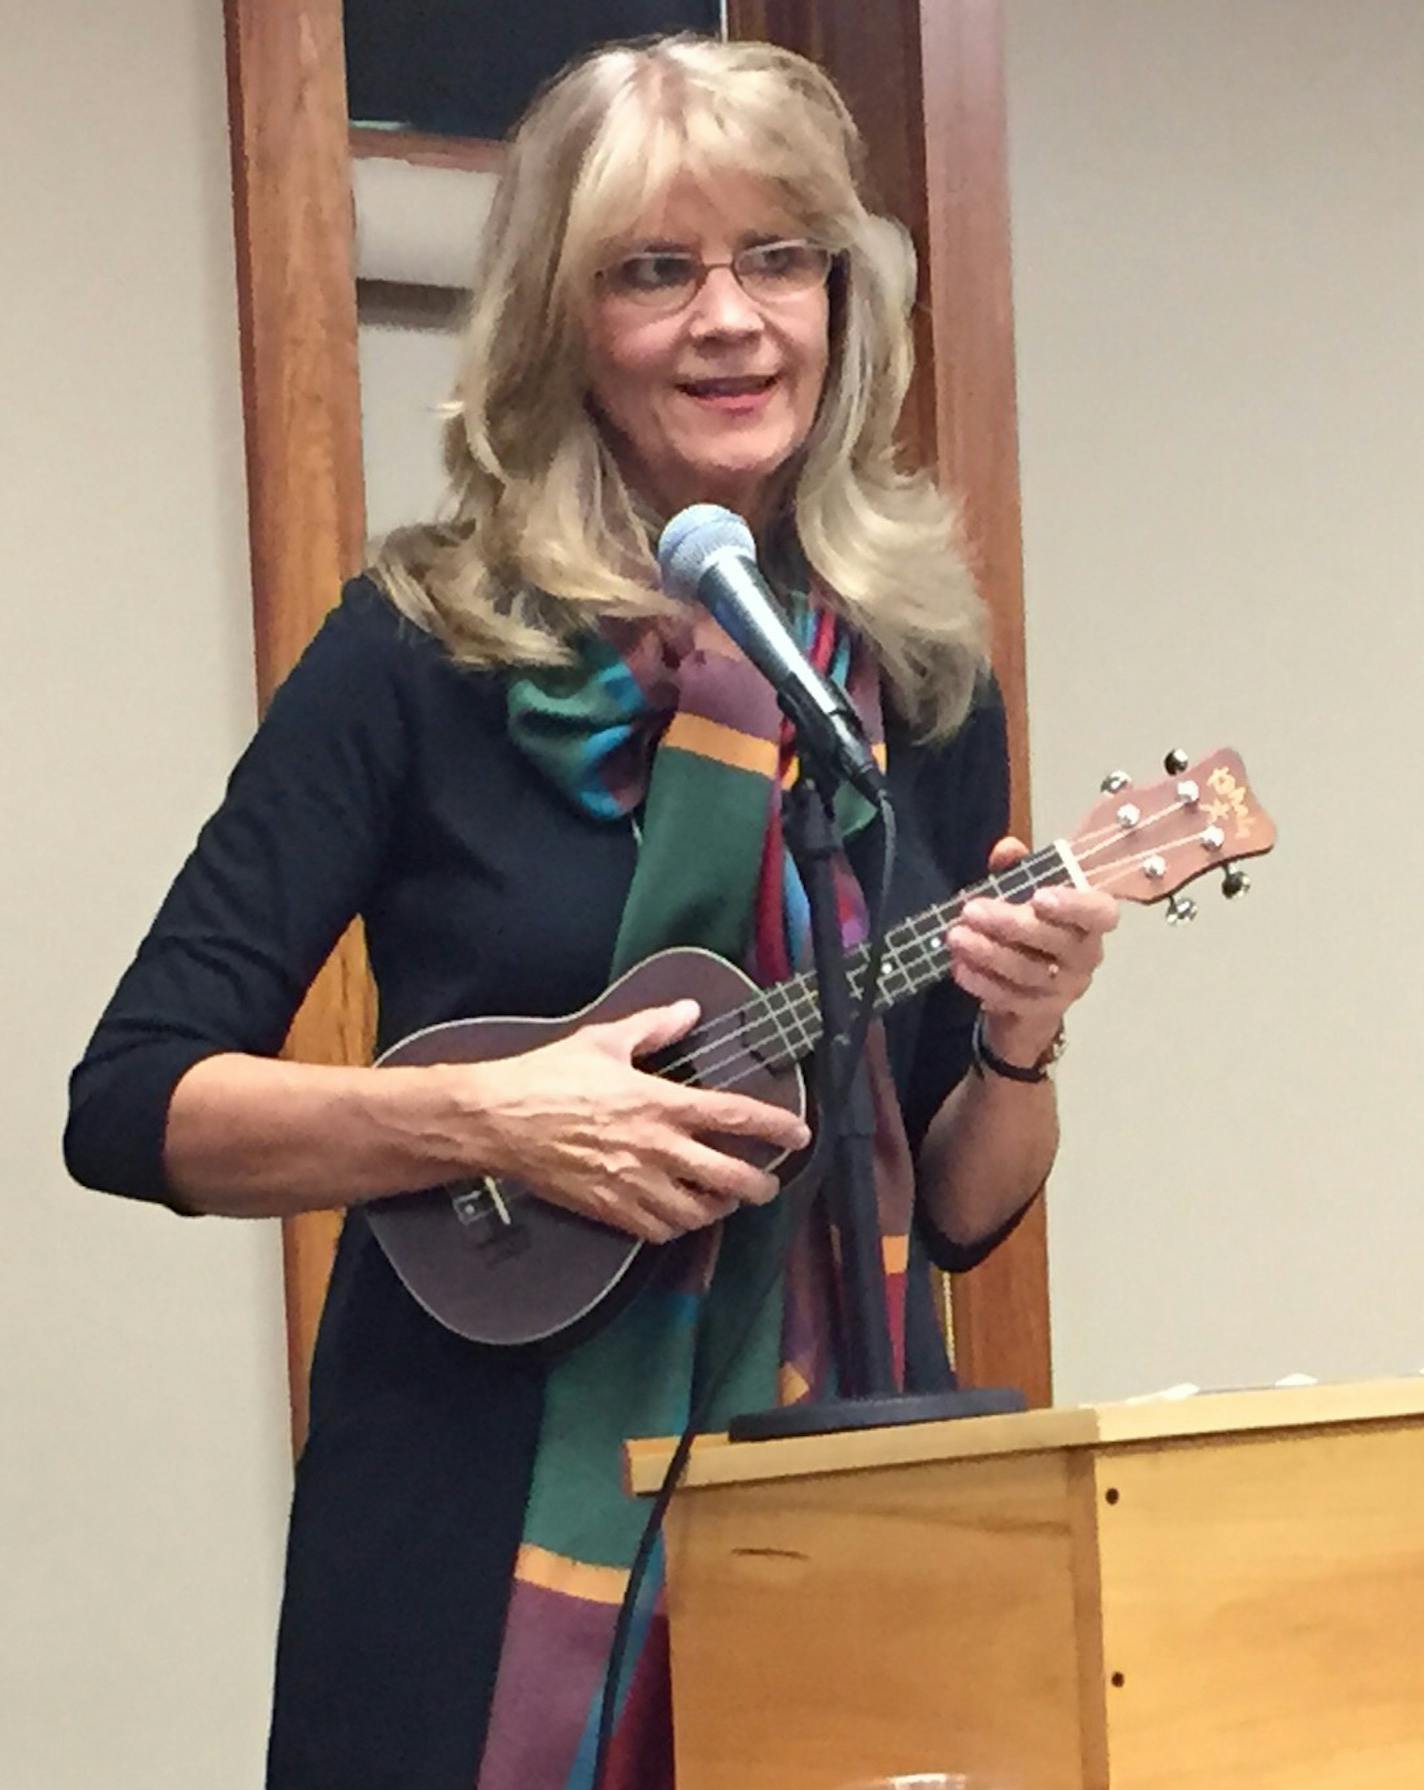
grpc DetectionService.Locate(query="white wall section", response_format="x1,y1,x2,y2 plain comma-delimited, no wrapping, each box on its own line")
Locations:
2,5,290,1786
1004,0,1424,1401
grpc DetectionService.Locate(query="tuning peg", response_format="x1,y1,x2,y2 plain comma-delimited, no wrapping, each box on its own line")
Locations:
1163,748,1190,774
1100,770,1131,793
1166,893,1198,925
1221,866,1251,899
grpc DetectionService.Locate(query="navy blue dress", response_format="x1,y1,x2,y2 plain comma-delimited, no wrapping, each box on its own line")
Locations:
65,578,1021,1789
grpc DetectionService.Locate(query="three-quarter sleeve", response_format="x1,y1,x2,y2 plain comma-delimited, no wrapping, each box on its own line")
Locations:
64,582,412,1208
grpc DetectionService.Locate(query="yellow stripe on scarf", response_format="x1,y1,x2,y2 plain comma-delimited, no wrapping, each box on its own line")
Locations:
778,1363,812,1404
514,1543,630,1607
780,735,890,788
661,711,780,778
664,712,887,786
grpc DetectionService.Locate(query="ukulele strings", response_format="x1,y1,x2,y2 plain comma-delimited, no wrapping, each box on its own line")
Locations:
650,839,1051,1081
653,845,1066,1088
447,808,1213,1215
657,791,1211,1092
653,858,1050,1087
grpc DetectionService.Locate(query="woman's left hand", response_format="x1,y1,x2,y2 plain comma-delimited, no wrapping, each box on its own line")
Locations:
947,836,1118,1068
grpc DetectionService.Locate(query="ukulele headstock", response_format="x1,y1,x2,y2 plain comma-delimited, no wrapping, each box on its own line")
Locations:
1066,748,1276,911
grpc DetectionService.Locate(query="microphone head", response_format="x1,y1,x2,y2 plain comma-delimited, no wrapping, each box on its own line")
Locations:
657,504,755,601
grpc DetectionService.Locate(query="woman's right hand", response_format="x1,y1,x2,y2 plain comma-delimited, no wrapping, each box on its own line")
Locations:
446,999,810,1243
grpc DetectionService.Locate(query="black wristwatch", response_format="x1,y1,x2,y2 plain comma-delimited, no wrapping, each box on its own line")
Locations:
971,1010,1066,1084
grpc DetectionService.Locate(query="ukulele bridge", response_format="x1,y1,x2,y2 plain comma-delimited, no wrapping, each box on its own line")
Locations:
451,1177,514,1230
447,1176,533,1264
447,1174,518,1231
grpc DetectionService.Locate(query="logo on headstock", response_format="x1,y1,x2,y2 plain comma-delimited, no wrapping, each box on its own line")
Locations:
1205,765,1256,841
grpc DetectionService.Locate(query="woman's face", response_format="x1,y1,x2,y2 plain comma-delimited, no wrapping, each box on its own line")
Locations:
583,172,831,530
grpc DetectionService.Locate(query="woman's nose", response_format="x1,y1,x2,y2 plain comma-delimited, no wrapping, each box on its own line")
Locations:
687,264,763,336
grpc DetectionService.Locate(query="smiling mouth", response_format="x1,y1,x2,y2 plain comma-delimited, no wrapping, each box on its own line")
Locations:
678,375,778,397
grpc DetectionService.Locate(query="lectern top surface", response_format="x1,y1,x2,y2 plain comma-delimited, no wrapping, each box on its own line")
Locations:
624,1376,1424,1495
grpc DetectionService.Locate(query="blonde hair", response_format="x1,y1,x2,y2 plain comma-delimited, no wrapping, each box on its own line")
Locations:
373,35,986,738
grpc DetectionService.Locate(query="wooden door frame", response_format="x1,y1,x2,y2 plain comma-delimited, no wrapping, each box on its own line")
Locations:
225,0,1049,1453
224,0,372,1451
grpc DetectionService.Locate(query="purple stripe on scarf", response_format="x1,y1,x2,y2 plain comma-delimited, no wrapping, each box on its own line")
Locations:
476,1579,651,1790
669,647,783,737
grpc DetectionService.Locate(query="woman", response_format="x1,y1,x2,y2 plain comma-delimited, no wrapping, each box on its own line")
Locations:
66,35,1115,1790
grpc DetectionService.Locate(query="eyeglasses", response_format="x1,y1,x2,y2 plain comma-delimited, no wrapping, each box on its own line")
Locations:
596,239,834,313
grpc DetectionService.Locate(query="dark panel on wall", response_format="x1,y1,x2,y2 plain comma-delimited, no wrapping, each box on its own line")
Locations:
345,0,720,137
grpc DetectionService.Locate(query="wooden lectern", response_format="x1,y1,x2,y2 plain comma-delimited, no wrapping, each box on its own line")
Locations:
626,1379,1424,1790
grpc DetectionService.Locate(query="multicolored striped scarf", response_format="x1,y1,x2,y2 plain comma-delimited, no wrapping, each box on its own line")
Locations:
477,598,916,1790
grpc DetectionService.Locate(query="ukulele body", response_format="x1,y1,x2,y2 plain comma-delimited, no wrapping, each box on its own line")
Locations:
365,946,807,1347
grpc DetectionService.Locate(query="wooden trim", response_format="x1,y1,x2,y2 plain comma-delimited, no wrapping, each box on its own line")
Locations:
918,0,1050,1406
730,1,1051,1404
225,0,373,1453
919,0,1030,781
350,125,506,173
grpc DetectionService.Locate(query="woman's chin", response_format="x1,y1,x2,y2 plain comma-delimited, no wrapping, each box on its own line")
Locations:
664,451,799,520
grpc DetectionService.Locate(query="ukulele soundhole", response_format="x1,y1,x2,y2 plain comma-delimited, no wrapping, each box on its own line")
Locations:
450,1177,532,1261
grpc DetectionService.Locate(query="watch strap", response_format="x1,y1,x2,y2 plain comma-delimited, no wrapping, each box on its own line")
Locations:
971,1010,1065,1084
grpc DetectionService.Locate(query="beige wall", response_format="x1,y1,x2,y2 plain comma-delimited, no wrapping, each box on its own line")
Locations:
351,156,495,537
1004,0,1424,1401
358,302,462,540
3,4,290,1786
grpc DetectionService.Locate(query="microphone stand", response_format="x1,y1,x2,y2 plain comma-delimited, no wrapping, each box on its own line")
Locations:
728,753,1025,1442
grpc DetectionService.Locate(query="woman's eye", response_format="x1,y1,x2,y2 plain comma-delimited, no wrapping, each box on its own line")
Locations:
619,254,694,292
742,242,803,278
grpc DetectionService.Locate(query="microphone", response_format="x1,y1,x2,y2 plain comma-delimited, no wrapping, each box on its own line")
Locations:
657,505,885,800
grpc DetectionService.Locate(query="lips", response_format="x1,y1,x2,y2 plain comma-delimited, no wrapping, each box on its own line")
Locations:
678,374,778,397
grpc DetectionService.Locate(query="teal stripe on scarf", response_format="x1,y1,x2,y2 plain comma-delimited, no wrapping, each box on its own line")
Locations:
506,631,670,820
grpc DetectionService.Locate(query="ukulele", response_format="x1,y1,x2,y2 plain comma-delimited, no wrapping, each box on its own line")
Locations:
365,749,1275,1346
